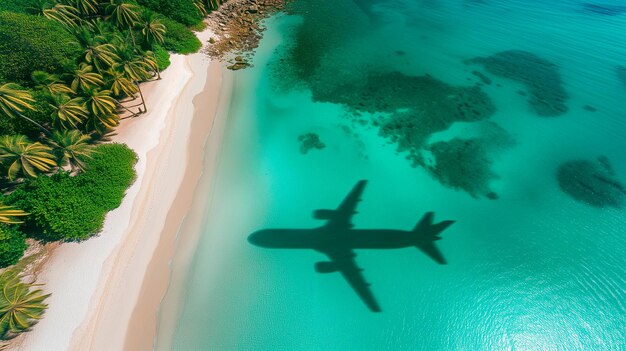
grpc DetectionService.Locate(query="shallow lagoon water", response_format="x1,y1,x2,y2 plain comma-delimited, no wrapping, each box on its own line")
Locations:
157,1,626,349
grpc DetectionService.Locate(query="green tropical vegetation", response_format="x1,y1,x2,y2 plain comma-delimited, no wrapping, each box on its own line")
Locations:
0,227,26,268
7,144,137,242
0,135,57,181
0,0,32,13
0,0,223,341
0,12,82,84
137,0,204,26
0,269,49,340
159,15,202,54
0,205,28,225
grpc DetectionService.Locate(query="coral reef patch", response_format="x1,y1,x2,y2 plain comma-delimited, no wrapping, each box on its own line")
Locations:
557,157,626,208
298,133,326,154
467,50,569,117
427,138,499,199
307,70,502,198
311,71,496,166
616,65,626,88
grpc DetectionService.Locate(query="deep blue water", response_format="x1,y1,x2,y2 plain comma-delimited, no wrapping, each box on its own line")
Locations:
157,1,626,349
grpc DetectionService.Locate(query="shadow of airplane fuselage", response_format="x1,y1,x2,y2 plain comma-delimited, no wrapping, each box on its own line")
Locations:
250,228,432,251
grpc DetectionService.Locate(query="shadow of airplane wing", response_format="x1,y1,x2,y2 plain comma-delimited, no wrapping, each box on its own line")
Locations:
326,180,367,230
322,248,382,312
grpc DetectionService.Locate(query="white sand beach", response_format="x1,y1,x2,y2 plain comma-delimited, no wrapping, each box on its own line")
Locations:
17,28,231,351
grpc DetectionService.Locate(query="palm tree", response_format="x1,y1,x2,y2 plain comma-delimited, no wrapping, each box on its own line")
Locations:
69,64,104,93
138,10,166,48
208,0,224,11
0,83,48,133
136,10,165,80
0,270,50,340
43,3,81,28
105,68,138,97
48,94,89,130
194,0,208,17
0,204,28,225
90,19,124,43
115,44,152,81
139,50,161,79
82,88,119,132
106,0,140,47
26,0,51,16
74,28,120,71
69,0,100,17
47,130,95,172
83,88,117,117
0,135,57,181
31,71,74,96
113,46,151,112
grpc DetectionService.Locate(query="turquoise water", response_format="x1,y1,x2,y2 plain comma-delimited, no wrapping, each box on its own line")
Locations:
158,1,626,349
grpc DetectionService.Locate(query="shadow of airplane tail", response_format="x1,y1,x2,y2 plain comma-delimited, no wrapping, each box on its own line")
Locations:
413,212,455,264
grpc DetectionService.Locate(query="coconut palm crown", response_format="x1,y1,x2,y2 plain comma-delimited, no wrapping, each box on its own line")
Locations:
0,204,28,225
47,130,95,171
48,94,89,130
0,83,49,133
0,135,57,182
0,270,50,340
138,10,166,47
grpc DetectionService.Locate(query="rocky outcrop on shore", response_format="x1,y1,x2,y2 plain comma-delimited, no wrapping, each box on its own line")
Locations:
205,0,286,69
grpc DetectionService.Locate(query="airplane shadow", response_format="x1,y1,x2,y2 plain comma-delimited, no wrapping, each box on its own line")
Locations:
247,180,455,312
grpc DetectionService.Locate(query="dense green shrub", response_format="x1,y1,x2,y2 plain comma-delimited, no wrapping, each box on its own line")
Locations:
0,225,27,268
137,0,203,26
7,144,137,242
78,143,138,210
0,0,31,13
153,45,171,70
0,12,81,83
159,16,202,54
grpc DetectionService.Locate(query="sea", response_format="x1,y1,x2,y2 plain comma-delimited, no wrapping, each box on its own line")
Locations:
156,1,626,349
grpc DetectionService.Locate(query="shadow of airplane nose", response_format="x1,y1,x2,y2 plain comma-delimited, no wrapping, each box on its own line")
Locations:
248,230,273,247
247,231,261,245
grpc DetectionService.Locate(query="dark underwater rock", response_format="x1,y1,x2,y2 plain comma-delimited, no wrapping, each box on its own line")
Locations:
472,70,492,85
464,0,488,6
582,3,626,16
583,105,597,112
298,133,326,154
557,157,626,208
616,65,626,88
468,50,569,117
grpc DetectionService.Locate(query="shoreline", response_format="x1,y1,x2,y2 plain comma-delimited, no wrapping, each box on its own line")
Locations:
17,27,231,351
148,64,235,351
122,54,233,351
